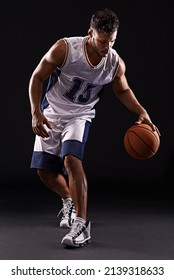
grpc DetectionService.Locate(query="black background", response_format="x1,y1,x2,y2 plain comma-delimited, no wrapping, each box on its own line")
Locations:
2,1,173,196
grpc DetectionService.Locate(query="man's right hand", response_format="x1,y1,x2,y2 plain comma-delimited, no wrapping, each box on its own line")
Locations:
32,111,52,138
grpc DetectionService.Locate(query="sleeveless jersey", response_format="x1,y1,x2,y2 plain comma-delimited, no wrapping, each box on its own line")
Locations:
42,36,119,120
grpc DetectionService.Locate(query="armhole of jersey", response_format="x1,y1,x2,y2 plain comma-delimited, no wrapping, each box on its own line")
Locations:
60,38,69,68
111,55,120,81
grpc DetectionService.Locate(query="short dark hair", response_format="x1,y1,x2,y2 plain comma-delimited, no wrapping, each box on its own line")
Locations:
90,8,119,33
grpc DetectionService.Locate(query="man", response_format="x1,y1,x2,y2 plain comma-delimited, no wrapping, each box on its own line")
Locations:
28,8,158,248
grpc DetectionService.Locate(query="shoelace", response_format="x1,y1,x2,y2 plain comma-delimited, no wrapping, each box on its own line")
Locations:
57,203,72,218
68,223,84,237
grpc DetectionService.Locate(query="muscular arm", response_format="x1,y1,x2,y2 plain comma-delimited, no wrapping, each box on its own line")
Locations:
28,39,66,137
111,57,153,126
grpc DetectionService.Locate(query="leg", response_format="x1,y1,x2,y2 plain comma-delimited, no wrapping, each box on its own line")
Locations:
61,155,91,247
37,169,76,228
60,119,91,247
64,155,88,221
37,169,70,198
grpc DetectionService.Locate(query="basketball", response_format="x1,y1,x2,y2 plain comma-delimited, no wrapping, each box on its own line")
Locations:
124,123,160,160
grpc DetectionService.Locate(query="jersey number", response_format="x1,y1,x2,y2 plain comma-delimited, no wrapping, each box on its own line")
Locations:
63,78,97,104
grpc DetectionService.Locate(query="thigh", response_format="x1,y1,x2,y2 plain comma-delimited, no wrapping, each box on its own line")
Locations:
33,120,62,155
31,119,64,172
61,118,91,160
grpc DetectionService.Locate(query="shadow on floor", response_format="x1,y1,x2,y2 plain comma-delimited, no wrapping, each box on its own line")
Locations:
0,185,174,260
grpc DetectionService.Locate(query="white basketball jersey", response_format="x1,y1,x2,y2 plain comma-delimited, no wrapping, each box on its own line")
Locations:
42,36,119,120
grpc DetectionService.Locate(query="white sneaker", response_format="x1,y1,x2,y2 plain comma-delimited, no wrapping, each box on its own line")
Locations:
61,221,91,247
57,200,76,228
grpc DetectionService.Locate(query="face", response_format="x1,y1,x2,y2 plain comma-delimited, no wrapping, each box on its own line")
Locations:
88,28,117,57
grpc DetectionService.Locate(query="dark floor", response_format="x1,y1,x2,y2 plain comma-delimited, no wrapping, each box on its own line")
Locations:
0,184,174,260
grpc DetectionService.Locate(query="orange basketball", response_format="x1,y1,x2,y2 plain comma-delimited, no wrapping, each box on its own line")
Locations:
124,123,160,160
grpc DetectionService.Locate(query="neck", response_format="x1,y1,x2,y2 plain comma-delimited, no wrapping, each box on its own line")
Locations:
85,37,102,66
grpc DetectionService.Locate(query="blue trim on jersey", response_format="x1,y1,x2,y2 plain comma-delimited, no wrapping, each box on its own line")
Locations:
41,96,49,112
30,151,64,173
61,120,91,160
41,68,61,112
46,68,61,92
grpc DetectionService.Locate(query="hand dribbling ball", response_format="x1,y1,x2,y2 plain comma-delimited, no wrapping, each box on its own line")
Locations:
124,123,160,160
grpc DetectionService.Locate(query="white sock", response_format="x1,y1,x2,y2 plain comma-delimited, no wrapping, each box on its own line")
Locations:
62,198,72,204
75,217,85,225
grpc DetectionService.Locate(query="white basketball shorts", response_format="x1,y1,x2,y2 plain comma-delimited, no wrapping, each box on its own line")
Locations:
30,116,91,173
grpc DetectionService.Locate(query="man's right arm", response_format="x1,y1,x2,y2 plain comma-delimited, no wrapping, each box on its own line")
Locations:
28,39,66,137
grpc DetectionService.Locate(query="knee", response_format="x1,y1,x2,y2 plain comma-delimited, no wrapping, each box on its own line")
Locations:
37,169,52,184
64,155,82,173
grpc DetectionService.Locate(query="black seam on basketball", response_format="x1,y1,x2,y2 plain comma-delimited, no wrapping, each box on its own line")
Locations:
128,131,156,154
126,133,147,159
130,127,159,142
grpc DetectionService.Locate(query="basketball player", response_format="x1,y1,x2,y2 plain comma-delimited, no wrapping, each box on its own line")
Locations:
28,8,158,247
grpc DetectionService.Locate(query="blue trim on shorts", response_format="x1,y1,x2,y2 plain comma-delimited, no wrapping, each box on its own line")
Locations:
61,140,85,160
30,151,64,173
61,121,91,160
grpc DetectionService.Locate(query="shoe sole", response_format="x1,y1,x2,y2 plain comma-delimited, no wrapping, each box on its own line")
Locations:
61,237,91,248
59,219,75,228
60,224,71,228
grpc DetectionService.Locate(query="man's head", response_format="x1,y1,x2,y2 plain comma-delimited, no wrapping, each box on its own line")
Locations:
88,8,119,57
90,8,119,34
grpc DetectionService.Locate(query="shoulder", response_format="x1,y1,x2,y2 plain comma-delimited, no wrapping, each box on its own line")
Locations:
108,48,119,67
116,56,126,77
49,38,66,54
64,36,86,42
109,48,119,57
44,38,67,67
62,37,87,61
64,36,86,48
